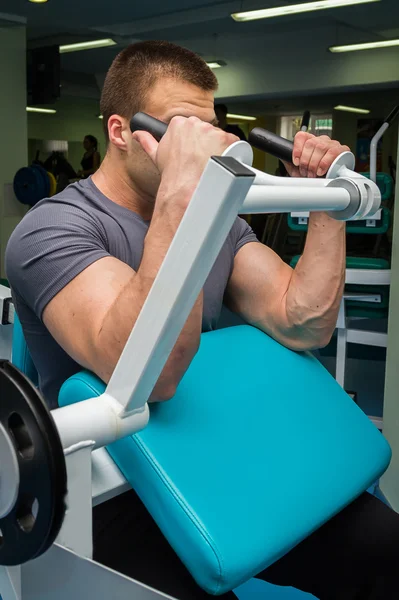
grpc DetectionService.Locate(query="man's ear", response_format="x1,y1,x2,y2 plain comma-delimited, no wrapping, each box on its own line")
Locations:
108,115,130,151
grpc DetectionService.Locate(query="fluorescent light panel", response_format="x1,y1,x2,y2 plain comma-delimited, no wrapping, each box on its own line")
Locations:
232,0,379,22
334,105,370,114
227,113,257,121
59,39,116,54
330,38,399,53
26,107,56,114
206,61,225,69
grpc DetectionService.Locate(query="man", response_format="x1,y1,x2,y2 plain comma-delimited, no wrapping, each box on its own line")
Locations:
6,41,399,599
215,103,247,140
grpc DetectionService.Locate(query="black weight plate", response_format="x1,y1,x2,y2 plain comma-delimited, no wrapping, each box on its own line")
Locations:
0,361,67,566
33,164,50,199
13,167,43,206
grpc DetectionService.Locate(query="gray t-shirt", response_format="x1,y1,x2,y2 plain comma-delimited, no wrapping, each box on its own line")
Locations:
6,177,257,408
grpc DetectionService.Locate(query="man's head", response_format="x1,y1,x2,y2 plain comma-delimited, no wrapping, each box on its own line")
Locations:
100,41,218,198
214,103,228,130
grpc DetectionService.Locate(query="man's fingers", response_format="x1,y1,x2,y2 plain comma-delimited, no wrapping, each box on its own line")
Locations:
132,131,159,164
308,143,330,177
317,145,343,177
292,131,314,167
298,138,318,177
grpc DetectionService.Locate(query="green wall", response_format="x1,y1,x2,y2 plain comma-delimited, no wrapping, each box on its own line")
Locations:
0,26,29,278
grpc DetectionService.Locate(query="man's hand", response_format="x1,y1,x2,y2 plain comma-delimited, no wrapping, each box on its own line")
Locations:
132,116,238,202
283,132,350,179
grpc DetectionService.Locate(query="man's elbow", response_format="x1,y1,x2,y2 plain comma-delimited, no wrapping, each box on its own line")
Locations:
152,379,178,403
286,328,334,352
151,340,201,402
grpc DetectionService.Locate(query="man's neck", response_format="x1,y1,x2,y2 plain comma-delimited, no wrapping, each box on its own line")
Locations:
92,155,155,221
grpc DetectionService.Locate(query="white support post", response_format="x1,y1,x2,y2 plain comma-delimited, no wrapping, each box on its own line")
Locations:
56,442,95,558
335,299,347,389
105,157,255,415
370,123,389,183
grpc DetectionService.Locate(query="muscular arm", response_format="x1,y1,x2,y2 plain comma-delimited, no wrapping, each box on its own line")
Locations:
226,213,345,351
44,185,202,401
226,132,349,351
44,116,236,402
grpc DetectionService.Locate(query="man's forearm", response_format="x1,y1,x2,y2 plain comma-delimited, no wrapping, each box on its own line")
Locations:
285,212,346,348
97,186,203,399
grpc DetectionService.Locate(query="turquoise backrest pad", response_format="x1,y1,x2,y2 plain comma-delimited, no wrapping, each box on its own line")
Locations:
59,325,391,595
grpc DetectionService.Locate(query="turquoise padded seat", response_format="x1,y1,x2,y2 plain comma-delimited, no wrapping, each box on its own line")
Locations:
59,325,391,595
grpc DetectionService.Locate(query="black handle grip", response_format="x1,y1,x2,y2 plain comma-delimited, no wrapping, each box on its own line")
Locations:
248,128,294,164
130,112,167,141
131,112,295,164
301,110,311,131
385,105,399,125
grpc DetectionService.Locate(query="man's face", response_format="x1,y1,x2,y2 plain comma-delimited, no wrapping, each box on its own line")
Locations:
124,77,217,199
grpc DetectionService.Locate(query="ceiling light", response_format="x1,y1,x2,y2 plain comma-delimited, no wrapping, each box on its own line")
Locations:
29,0,49,3
231,0,379,22
330,38,399,53
227,113,257,121
59,39,116,54
26,107,56,114
334,105,370,114
98,115,103,119
206,61,226,69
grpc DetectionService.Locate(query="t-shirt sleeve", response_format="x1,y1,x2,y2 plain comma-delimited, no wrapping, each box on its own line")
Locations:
232,217,259,256
5,201,110,320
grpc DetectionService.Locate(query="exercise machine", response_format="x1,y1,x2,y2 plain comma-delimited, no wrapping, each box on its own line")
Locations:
0,115,391,600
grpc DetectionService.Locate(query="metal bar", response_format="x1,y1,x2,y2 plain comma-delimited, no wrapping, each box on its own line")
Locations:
22,544,174,600
250,166,328,187
370,123,389,183
105,158,255,415
335,300,347,388
51,392,149,451
290,208,382,221
343,293,381,303
0,566,21,600
91,448,130,507
346,329,388,348
369,416,383,430
345,269,391,285
55,442,95,558
240,185,350,215
336,328,347,388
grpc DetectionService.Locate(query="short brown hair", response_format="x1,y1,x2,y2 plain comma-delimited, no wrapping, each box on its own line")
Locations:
100,40,218,142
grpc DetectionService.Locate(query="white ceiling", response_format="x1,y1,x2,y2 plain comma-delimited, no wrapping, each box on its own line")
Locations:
1,0,399,114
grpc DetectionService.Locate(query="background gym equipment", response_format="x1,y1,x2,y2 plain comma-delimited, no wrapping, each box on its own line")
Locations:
0,119,391,599
286,105,399,429
13,164,56,207
370,105,399,184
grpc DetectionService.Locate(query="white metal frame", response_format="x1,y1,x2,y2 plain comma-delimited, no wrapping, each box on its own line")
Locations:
0,144,384,599
335,268,390,431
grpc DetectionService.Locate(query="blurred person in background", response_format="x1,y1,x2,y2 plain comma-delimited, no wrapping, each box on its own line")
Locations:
78,135,101,178
215,103,247,140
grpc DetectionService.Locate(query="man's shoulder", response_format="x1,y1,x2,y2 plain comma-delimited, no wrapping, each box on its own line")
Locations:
8,182,106,252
